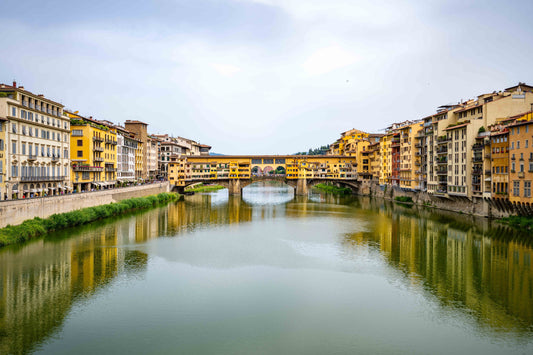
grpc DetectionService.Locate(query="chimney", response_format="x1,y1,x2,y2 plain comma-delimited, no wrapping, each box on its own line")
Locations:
19,86,24,90
12,80,16,88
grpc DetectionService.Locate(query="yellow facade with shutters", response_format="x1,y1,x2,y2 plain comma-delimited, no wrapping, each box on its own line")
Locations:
67,111,117,192
168,155,358,188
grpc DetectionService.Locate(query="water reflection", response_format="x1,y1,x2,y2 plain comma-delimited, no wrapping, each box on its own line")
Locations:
344,197,533,335
0,185,532,354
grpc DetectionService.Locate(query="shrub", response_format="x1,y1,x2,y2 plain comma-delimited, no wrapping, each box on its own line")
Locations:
394,196,413,203
0,192,181,248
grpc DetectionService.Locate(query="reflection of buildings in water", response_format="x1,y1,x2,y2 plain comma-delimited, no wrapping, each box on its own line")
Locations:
0,221,149,354
167,195,253,234
343,208,533,333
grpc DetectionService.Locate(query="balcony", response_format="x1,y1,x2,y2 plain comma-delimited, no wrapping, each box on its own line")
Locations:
93,136,104,142
436,148,448,155
20,175,66,182
72,165,103,172
94,157,104,162
472,143,483,151
51,155,59,162
105,139,117,145
437,158,447,165
93,146,104,152
105,166,117,172
27,154,37,161
518,172,525,178
472,156,483,163
436,169,447,175
485,170,491,175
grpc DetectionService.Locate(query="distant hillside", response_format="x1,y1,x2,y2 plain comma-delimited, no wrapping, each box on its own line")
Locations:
293,145,330,156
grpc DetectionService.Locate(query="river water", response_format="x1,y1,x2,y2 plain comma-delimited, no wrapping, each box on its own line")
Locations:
0,182,532,354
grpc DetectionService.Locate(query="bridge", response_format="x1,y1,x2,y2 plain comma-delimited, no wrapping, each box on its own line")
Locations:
168,155,360,195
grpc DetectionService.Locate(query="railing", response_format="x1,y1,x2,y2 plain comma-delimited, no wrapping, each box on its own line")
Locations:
27,154,37,160
20,176,66,182
93,146,104,152
94,157,104,162
72,165,103,172
105,139,117,145
93,136,104,142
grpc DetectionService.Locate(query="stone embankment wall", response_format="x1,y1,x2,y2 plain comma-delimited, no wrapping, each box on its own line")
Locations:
358,181,516,218
0,182,170,228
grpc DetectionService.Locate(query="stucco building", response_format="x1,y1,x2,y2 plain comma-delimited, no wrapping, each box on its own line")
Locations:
0,82,71,200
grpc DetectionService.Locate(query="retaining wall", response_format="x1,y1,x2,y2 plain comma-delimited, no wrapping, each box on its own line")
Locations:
358,181,516,218
0,182,170,228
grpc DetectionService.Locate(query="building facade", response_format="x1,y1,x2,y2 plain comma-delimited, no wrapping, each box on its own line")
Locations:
68,112,117,192
0,82,71,200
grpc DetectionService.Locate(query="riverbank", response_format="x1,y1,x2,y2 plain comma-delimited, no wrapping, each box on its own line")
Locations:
356,180,527,218
312,183,352,195
0,182,170,228
185,183,225,193
0,192,182,248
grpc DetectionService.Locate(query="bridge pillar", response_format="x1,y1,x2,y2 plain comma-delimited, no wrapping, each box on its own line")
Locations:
295,178,308,196
228,179,243,195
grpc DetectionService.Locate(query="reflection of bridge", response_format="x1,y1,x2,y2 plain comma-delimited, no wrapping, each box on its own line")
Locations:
169,155,360,195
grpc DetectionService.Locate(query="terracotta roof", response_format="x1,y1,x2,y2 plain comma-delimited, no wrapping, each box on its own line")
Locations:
125,120,148,125
445,123,470,131
0,83,64,107
508,119,533,128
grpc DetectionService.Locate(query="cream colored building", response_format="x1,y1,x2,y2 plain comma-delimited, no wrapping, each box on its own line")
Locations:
147,136,160,179
0,82,70,200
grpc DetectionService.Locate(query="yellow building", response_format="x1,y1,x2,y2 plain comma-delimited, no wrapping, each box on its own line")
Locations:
169,155,358,187
508,113,533,204
399,121,424,190
67,111,117,192
379,134,392,185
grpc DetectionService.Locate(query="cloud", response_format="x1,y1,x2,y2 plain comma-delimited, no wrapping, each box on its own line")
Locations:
211,63,242,77
303,45,358,76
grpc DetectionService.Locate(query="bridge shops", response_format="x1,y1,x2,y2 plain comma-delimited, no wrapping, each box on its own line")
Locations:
168,155,359,195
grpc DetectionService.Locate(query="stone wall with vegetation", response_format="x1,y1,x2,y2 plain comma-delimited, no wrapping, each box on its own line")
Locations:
358,181,513,218
0,182,169,228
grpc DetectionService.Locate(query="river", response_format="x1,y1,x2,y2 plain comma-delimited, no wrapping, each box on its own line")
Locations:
0,181,532,354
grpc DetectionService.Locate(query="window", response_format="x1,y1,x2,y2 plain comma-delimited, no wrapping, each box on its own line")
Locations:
517,141,520,149
11,141,16,154
526,140,529,148
12,123,16,133
11,107,16,116
0,139,3,151
22,143,26,155
512,162,516,172
525,181,531,198
511,142,515,149
77,150,83,157
513,181,520,196
517,127,520,134
77,139,83,146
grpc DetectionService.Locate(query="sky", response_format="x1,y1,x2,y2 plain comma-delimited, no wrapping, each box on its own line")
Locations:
1,0,532,154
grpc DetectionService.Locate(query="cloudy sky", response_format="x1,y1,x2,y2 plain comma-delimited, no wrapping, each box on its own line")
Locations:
1,0,532,154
